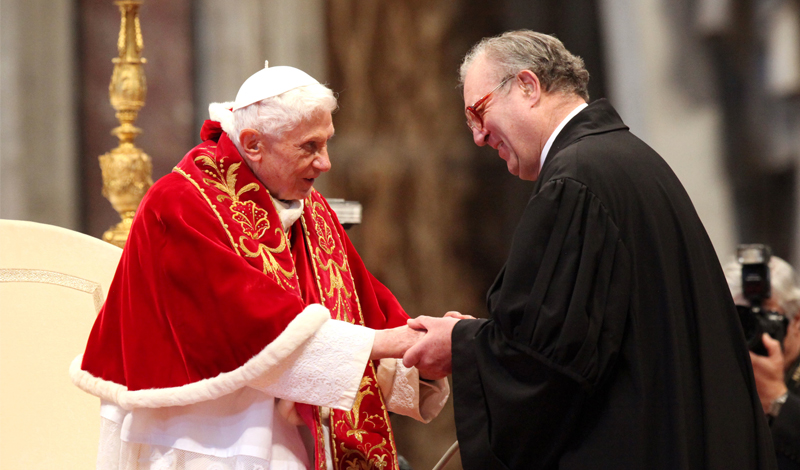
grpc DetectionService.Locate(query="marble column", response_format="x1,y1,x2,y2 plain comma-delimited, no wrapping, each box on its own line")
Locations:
194,0,327,128
0,0,78,229
599,0,736,259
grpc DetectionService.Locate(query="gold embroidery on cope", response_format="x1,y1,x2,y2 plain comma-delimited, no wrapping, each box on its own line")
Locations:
239,231,296,289
317,248,353,321
312,201,336,255
308,199,354,320
194,155,296,288
300,192,398,470
336,376,393,470
174,166,241,256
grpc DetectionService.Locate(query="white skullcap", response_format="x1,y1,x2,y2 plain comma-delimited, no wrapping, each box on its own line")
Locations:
232,61,320,111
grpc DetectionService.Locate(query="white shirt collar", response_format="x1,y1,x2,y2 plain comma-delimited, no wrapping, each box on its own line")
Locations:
539,102,588,171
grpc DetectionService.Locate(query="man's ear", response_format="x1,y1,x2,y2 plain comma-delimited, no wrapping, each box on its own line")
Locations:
239,128,263,162
516,70,541,103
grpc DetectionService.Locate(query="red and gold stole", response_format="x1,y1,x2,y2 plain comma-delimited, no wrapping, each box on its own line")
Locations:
177,131,399,470
298,195,400,470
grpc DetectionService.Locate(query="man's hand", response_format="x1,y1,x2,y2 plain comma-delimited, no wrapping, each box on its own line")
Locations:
402,316,460,380
749,333,789,414
370,325,425,360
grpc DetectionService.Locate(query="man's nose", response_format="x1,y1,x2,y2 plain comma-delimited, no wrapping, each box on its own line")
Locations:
314,149,331,172
472,127,489,147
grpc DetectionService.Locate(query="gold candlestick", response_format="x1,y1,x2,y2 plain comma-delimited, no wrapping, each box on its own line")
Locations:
99,0,152,248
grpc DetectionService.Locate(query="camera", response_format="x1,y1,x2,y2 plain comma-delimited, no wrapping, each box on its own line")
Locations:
736,244,789,356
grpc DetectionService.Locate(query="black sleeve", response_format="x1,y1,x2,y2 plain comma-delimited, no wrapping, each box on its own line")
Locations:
773,392,800,470
452,178,631,470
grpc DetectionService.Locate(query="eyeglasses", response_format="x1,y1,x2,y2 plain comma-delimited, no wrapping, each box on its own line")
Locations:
465,75,514,131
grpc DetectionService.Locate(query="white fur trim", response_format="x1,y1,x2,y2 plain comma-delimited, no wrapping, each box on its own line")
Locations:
70,304,331,410
208,101,237,140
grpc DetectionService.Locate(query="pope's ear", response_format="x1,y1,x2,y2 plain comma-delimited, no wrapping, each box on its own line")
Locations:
239,128,262,162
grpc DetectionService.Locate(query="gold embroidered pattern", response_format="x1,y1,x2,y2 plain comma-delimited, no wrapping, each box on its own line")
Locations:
306,199,355,320
335,377,392,470
312,201,336,255
174,166,240,255
192,153,296,288
317,249,353,321
301,193,397,469
195,155,267,237
339,440,389,470
239,231,296,289
344,377,383,441
232,200,270,239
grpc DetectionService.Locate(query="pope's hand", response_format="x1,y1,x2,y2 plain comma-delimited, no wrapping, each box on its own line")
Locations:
370,325,425,360
402,315,460,380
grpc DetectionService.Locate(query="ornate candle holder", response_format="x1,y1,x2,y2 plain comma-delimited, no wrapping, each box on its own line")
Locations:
99,0,152,247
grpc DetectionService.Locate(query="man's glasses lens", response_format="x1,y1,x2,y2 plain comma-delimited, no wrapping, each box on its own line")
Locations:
466,109,483,130
465,75,513,131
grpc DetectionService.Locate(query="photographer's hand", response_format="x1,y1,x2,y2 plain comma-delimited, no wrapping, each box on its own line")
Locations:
749,333,788,414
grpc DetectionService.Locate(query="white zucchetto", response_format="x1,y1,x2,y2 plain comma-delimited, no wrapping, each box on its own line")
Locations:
232,62,320,111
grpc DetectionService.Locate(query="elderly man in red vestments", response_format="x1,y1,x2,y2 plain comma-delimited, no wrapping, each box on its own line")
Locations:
71,63,449,470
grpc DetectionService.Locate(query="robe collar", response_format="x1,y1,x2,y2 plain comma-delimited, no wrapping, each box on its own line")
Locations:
539,102,588,172
539,98,629,178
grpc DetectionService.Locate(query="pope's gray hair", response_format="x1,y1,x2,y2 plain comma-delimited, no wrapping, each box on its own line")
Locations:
230,83,337,154
723,255,800,320
460,30,590,101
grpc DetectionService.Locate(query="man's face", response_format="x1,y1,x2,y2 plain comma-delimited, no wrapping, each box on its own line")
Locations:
250,111,334,201
463,56,542,181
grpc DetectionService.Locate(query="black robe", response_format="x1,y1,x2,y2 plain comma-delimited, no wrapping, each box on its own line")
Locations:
452,100,776,470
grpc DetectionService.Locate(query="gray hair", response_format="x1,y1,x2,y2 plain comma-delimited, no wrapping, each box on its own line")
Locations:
229,83,337,154
723,255,800,320
459,30,590,101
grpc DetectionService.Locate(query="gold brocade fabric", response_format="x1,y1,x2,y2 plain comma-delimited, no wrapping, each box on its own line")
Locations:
301,196,399,470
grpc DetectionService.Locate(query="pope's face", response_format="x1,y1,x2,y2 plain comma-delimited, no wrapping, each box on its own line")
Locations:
463,56,543,181
252,111,334,201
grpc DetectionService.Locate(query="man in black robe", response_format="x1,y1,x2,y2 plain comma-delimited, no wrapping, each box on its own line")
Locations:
403,30,776,469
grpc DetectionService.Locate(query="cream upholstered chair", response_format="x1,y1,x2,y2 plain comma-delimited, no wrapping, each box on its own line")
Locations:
0,220,122,469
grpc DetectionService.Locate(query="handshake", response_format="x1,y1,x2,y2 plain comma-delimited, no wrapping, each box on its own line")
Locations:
370,311,476,380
